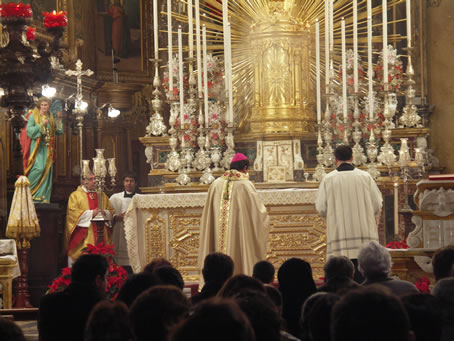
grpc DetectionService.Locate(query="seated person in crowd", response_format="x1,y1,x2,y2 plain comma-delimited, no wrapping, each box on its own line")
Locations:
0,316,25,341
84,301,132,341
331,286,414,341
39,254,109,341
358,241,419,296
432,278,454,341
432,245,454,282
278,258,317,338
318,256,359,294
129,286,191,341
192,252,234,306
169,297,255,341
253,260,275,285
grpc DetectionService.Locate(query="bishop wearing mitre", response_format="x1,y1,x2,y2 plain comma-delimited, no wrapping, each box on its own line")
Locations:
198,153,270,278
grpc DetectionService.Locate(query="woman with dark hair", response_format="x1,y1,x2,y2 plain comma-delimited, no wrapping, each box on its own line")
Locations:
277,258,317,338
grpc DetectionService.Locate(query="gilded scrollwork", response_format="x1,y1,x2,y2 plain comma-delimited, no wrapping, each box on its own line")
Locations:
145,209,167,260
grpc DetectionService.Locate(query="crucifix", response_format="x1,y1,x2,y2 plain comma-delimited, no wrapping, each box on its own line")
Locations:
65,59,93,177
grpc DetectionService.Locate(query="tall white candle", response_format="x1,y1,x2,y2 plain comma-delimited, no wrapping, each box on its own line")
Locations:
329,0,334,52
341,18,347,119
406,0,411,48
153,0,159,59
226,23,233,124
223,0,230,109
383,0,388,89
316,19,321,123
167,0,173,98
368,15,374,120
202,25,209,126
325,0,330,90
178,27,184,128
394,182,399,236
195,0,202,97
188,0,193,60
353,0,358,93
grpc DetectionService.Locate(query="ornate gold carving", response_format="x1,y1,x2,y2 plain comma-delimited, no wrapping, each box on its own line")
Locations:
268,212,326,279
244,9,315,134
145,209,167,260
168,210,202,279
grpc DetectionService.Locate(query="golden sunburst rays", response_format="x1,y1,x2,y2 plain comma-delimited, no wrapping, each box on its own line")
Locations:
164,0,408,125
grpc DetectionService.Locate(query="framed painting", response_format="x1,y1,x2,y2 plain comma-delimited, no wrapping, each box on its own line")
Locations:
95,0,148,75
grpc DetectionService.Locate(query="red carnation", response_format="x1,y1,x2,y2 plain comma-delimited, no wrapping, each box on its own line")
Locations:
26,26,35,40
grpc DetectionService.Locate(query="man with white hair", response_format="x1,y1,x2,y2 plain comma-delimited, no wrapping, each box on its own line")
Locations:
358,241,418,296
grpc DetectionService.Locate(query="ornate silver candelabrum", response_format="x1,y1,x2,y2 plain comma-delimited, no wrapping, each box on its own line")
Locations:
377,127,396,175
366,125,380,180
210,146,223,171
383,92,397,129
193,124,211,171
146,59,167,136
166,136,182,172
414,147,425,178
352,128,367,166
399,50,422,128
200,132,215,184
220,126,236,169
322,127,335,168
314,128,326,182
398,138,412,211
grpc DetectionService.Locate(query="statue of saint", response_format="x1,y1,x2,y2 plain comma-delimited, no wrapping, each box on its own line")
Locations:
20,97,64,203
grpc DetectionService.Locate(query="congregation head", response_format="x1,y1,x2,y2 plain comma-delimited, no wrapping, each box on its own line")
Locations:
129,285,190,341
323,256,355,281
85,300,132,341
0,316,25,341
218,274,265,298
431,245,454,281
234,290,281,341
331,286,412,341
202,252,234,284
71,254,109,286
252,260,275,284
169,297,255,341
358,241,392,278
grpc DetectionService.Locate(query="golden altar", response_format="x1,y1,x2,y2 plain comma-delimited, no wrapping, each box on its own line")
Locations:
124,186,326,282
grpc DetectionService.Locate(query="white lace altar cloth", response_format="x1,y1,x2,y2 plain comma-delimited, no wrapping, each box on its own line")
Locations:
124,189,318,273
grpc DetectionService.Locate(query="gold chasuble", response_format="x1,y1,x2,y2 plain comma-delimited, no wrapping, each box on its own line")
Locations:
66,186,114,260
198,170,270,279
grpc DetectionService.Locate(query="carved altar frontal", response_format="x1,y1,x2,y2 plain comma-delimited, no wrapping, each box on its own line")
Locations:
124,188,326,282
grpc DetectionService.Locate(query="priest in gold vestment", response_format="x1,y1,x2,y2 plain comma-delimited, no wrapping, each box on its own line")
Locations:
66,173,114,262
198,153,270,278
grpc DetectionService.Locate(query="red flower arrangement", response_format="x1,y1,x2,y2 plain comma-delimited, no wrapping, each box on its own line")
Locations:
386,239,409,249
0,2,32,18
415,276,431,293
26,26,35,40
47,243,127,299
42,10,68,28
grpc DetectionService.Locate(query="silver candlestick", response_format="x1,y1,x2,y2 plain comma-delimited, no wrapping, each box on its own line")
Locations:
220,126,236,169
313,128,326,182
366,124,380,180
399,50,422,128
377,127,396,174
146,59,167,136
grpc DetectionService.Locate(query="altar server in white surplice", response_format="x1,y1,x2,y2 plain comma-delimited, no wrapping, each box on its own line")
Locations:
198,153,270,280
316,145,383,263
109,172,138,270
